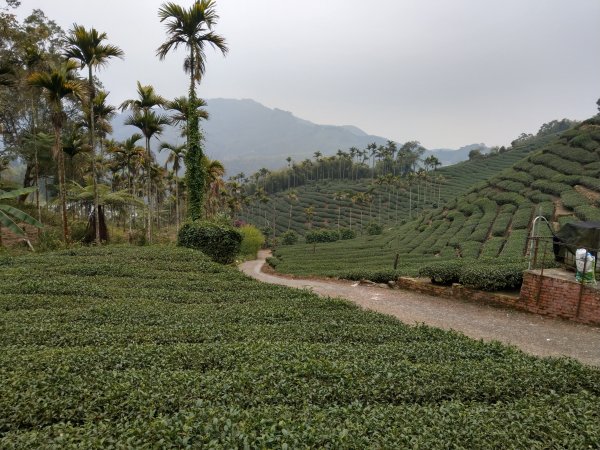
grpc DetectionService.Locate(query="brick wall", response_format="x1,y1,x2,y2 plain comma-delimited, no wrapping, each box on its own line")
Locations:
396,269,600,326
519,270,600,325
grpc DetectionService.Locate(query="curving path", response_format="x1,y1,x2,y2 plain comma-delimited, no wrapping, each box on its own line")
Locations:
240,250,600,367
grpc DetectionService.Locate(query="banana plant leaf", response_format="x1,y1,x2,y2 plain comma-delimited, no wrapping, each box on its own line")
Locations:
0,186,38,200
0,188,43,236
0,205,43,236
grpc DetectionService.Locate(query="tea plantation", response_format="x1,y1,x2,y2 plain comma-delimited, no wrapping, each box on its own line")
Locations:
1,245,599,447
240,131,562,236
273,118,600,282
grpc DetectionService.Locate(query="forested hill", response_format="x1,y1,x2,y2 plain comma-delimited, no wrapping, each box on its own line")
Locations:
110,98,490,176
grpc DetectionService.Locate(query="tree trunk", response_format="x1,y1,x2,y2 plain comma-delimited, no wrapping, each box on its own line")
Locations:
146,137,152,243
55,124,70,243
89,66,101,245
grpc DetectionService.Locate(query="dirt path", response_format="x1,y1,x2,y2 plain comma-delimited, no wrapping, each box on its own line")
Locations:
240,251,600,367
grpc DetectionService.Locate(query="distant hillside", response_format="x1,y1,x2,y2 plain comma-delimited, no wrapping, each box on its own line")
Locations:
271,116,600,279
110,98,487,176
240,129,562,236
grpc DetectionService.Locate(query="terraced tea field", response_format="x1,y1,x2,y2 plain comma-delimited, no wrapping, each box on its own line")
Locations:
1,245,599,447
240,132,562,236
273,118,600,280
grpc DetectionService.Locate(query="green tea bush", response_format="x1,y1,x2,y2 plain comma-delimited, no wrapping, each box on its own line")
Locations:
339,227,356,240
528,164,560,180
570,133,600,151
280,230,299,245
459,241,482,258
578,176,600,192
491,212,512,237
337,268,399,283
420,259,526,291
305,229,339,244
531,179,570,196
239,225,265,258
419,260,463,285
560,190,589,210
490,192,526,206
575,205,600,221
366,222,383,235
550,174,581,186
459,261,526,291
526,190,553,203
493,179,525,193
530,153,581,175
177,220,242,264
265,256,280,268
547,144,597,163
498,168,533,184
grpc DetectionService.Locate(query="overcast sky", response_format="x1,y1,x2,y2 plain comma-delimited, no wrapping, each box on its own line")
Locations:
14,0,600,149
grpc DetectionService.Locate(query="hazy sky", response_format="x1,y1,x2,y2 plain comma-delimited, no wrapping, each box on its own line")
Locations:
14,0,600,149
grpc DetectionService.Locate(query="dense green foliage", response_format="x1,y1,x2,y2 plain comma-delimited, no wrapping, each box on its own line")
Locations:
305,229,341,244
238,224,265,258
279,230,299,245
177,220,242,264
1,246,599,447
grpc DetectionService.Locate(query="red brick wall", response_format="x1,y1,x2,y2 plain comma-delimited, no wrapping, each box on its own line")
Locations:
396,272,600,326
519,271,600,326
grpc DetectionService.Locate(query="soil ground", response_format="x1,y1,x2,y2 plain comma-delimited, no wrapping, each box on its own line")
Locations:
240,250,600,367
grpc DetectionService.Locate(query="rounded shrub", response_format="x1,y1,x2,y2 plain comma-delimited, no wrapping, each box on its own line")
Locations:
419,260,464,285
339,227,356,240
305,229,340,244
280,230,299,245
238,224,265,258
366,222,383,235
177,220,242,264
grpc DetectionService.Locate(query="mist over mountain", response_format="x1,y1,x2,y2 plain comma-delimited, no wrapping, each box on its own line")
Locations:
111,98,486,176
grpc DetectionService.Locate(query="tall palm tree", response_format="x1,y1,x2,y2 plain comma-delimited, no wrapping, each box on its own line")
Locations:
333,191,346,230
160,142,186,228
120,82,168,243
203,156,225,217
108,134,145,236
157,0,228,220
28,59,86,243
124,109,170,243
286,190,298,231
64,24,124,244
167,95,209,131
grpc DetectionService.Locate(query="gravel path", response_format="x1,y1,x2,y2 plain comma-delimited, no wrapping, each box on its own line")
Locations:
240,251,600,367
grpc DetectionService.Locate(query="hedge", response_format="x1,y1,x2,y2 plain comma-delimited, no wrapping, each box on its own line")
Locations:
419,259,527,291
177,220,242,264
305,229,340,244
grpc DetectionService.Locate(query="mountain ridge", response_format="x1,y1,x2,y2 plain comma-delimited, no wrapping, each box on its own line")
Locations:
110,98,488,175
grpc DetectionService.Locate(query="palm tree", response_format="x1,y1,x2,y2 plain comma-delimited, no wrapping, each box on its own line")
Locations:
157,0,228,220
64,24,124,245
67,179,143,243
109,134,145,236
124,109,170,243
28,59,86,242
286,189,298,231
160,142,186,228
167,95,209,131
203,156,225,217
333,191,346,230
121,82,168,243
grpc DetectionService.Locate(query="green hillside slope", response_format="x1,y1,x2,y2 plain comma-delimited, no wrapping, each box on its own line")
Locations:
272,117,600,279
239,132,561,236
